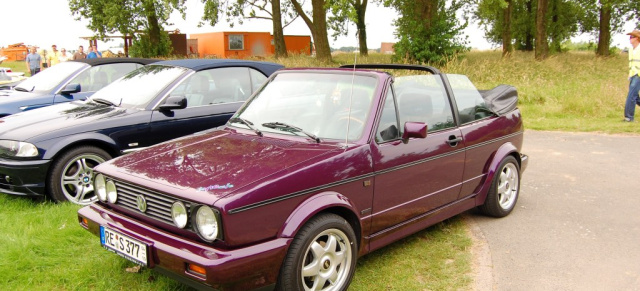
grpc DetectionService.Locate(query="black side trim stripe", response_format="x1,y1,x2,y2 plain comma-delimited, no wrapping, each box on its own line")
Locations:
228,131,523,214
465,131,523,151
228,172,376,214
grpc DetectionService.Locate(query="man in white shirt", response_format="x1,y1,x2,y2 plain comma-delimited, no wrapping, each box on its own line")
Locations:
624,30,640,122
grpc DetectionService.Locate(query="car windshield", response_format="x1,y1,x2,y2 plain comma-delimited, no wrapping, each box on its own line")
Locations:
88,65,188,109
234,72,378,142
15,61,87,92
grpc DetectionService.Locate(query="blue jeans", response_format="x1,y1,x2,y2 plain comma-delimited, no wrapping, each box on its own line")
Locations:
624,75,640,121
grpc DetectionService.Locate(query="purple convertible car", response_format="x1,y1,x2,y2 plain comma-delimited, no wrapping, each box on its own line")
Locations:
78,64,527,290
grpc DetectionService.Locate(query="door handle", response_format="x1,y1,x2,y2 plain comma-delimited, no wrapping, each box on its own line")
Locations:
447,135,463,146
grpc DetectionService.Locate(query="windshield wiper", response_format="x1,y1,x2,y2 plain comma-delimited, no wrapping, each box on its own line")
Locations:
262,122,320,143
229,117,263,136
92,98,118,106
14,86,32,92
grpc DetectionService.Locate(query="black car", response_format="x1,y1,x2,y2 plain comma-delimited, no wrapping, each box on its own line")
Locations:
0,58,157,116
0,59,283,205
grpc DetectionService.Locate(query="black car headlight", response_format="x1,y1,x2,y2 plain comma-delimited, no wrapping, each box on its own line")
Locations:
0,140,38,158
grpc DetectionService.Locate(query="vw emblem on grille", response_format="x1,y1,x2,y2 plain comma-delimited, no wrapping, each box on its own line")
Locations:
136,195,147,213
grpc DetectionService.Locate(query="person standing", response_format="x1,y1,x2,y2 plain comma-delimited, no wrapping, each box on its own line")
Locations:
87,45,102,59
47,44,61,67
25,46,42,76
58,48,71,62
624,30,640,122
73,45,87,60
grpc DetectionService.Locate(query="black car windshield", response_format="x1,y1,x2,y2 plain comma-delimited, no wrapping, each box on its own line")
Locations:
234,72,378,142
15,61,87,92
88,65,188,109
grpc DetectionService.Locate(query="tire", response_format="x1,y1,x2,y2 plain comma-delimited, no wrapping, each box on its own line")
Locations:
478,155,520,218
277,213,357,291
47,146,112,205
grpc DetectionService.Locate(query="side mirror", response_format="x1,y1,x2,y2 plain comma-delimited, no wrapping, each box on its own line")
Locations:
402,122,428,142
61,83,81,94
159,96,187,111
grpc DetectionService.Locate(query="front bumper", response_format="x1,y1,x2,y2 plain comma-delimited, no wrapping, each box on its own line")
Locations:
0,158,51,196
78,203,291,291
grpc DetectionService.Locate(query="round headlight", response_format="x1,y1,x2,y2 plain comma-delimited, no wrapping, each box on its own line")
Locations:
106,180,117,204
95,174,107,202
171,201,188,229
195,206,219,241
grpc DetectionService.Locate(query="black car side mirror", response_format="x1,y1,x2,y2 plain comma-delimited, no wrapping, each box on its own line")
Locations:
402,122,428,143
159,96,187,111
61,83,81,94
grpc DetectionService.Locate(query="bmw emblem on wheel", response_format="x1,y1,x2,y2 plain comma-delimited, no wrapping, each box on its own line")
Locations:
136,195,147,212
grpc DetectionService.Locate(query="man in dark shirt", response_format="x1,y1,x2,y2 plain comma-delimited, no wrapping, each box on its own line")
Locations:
73,45,87,60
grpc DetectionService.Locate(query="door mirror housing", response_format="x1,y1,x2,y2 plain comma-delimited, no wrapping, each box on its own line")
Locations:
402,122,428,142
159,96,187,111
61,83,81,94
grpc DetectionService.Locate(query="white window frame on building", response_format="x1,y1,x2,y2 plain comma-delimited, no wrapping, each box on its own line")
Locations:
229,34,244,50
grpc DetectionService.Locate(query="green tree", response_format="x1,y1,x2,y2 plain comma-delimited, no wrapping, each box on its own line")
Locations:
200,0,300,58
576,0,640,56
383,0,469,65
329,0,369,56
68,0,185,57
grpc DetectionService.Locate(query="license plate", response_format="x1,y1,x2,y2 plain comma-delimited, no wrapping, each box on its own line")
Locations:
100,226,148,266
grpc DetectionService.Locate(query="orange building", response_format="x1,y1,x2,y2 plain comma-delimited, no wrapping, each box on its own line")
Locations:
0,43,29,61
189,32,312,58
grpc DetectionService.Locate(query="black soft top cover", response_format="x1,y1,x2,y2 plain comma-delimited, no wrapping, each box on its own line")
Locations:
480,85,518,116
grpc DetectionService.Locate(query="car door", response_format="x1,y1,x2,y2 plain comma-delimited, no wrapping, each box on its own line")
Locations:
369,76,465,235
147,67,268,145
53,62,143,104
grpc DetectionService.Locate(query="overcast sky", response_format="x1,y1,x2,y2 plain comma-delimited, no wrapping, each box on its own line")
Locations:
0,0,634,52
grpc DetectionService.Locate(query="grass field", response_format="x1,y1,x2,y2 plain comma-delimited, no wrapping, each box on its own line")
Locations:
0,50,635,290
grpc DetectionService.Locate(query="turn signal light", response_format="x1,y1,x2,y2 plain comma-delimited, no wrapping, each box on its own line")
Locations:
187,263,207,278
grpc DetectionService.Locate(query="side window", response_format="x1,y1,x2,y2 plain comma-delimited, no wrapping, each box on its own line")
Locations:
395,75,455,132
68,63,140,93
375,89,400,143
249,68,268,93
169,67,253,108
448,74,493,124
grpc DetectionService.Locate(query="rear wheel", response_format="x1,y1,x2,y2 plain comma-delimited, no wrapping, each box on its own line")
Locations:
47,146,111,205
277,213,357,291
478,155,520,217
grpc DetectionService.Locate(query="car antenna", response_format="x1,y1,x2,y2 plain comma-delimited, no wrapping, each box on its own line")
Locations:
345,31,359,148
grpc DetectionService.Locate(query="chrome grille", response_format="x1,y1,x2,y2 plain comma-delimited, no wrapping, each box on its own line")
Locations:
113,180,192,227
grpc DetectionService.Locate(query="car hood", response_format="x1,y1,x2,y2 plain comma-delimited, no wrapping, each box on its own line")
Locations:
0,89,45,103
0,100,130,142
100,129,346,203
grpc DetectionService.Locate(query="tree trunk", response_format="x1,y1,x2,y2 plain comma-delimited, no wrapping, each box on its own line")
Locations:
142,0,161,48
291,0,332,62
535,0,549,60
355,0,368,56
596,5,611,56
502,0,513,57
524,0,534,51
271,0,288,58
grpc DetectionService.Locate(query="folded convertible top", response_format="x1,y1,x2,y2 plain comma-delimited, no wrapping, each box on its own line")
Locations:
480,84,518,116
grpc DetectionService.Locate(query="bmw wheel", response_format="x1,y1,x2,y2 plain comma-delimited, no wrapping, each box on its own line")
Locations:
47,146,111,205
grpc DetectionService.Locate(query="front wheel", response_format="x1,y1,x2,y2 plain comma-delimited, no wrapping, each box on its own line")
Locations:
478,155,520,217
47,146,112,205
277,213,357,291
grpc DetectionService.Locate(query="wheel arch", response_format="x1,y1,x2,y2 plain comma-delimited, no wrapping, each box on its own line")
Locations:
42,133,120,161
475,142,522,206
278,191,363,251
